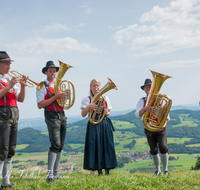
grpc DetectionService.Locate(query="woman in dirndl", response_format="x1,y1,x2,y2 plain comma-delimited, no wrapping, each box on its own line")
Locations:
80,79,117,175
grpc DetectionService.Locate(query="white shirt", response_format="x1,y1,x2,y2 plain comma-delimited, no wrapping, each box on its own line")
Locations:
36,79,54,104
135,96,170,121
80,95,112,110
0,74,20,100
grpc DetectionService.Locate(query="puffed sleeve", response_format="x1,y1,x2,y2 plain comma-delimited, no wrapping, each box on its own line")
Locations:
135,98,144,118
36,85,47,104
104,95,112,110
13,85,20,100
80,96,90,109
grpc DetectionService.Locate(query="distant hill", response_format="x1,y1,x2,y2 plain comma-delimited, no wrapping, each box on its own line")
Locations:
17,109,200,153
171,103,200,111
17,127,50,152
18,104,200,131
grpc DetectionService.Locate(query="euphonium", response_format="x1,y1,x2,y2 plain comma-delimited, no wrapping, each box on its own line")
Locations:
142,70,172,132
88,77,117,125
54,60,75,110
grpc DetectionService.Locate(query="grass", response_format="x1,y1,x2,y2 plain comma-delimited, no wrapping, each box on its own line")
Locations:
167,138,193,144
172,114,198,128
112,120,137,130
6,169,200,189
15,144,29,151
186,144,200,147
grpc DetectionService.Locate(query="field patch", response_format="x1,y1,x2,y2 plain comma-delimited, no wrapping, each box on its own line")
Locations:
112,120,136,130
15,144,29,151
172,114,198,127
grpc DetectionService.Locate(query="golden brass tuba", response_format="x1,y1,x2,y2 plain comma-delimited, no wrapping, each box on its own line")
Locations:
88,77,117,125
54,60,75,110
142,70,172,132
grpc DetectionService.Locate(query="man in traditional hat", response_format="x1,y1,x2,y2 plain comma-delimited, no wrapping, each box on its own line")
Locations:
135,78,170,176
36,61,67,183
0,51,28,188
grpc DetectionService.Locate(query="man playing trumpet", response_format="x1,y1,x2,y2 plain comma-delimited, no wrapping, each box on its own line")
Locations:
0,51,28,189
36,61,67,183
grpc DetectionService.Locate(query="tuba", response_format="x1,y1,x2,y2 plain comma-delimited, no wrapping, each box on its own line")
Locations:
142,70,172,132
54,60,75,110
88,77,117,125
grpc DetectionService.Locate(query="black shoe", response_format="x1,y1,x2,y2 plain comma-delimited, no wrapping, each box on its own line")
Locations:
154,171,161,176
46,177,56,183
105,169,110,175
98,170,103,176
164,171,170,175
1,183,16,189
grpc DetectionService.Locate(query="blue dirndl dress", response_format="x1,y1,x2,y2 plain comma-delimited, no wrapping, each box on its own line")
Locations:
83,116,117,170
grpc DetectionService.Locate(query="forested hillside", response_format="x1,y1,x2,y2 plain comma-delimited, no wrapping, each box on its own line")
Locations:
17,109,200,153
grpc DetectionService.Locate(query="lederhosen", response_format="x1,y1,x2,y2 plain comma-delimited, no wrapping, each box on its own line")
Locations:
0,79,19,161
44,82,67,153
83,96,117,170
142,97,169,155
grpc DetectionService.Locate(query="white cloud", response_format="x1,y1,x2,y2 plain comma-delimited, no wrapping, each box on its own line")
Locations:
112,0,200,56
80,5,93,14
85,8,92,14
7,37,103,54
153,59,200,69
78,23,90,28
108,25,122,30
35,23,70,33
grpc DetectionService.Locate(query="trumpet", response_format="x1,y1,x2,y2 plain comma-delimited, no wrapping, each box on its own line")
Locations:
8,70,44,90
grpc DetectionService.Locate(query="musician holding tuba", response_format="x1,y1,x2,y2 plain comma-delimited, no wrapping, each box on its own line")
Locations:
135,78,170,176
81,79,117,175
36,61,67,183
0,51,28,189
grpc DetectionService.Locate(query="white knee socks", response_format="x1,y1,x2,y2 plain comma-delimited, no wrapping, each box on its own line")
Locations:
53,152,61,177
160,153,169,172
152,154,161,173
47,152,57,179
2,158,12,186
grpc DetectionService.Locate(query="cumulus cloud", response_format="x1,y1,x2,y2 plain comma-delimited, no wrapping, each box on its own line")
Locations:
85,8,92,14
78,23,90,27
112,0,200,56
80,5,93,14
7,37,102,54
153,59,200,69
35,23,70,33
108,25,122,30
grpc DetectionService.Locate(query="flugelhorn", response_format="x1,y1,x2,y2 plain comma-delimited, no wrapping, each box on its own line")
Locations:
54,60,75,110
142,70,172,132
8,70,44,90
88,77,117,125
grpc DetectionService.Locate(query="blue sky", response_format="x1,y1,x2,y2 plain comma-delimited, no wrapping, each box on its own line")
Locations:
1,0,200,118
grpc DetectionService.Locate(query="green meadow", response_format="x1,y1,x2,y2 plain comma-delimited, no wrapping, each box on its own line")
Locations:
13,110,200,175
5,170,200,190
172,114,199,127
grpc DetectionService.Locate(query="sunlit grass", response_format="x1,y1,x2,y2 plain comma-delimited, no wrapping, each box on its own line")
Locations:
172,114,198,127
7,169,200,190
15,144,29,151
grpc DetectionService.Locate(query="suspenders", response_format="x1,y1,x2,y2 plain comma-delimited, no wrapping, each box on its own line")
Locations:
142,97,147,107
0,82,7,106
44,82,57,113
